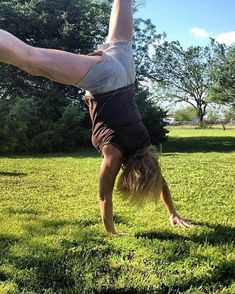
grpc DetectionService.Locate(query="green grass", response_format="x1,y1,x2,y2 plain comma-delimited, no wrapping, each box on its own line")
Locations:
0,127,235,294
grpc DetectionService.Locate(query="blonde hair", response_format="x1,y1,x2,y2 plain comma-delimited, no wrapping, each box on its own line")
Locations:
117,145,162,206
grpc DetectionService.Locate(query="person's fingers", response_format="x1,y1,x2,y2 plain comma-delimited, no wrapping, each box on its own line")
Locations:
170,216,192,228
117,232,127,237
184,220,192,228
177,218,187,228
179,218,192,228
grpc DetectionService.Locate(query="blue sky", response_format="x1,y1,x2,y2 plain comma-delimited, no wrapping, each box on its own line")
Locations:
136,0,235,48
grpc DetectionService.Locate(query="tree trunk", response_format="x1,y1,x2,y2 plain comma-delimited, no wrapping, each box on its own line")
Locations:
198,110,205,128
221,123,226,130
197,100,207,128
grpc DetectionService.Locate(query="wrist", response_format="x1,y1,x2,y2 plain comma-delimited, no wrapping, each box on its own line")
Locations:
103,219,116,234
169,210,177,217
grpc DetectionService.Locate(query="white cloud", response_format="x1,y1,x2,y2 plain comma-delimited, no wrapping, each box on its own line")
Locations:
215,31,235,45
190,27,209,38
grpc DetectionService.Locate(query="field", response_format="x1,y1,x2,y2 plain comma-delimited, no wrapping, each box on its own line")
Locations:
0,127,235,294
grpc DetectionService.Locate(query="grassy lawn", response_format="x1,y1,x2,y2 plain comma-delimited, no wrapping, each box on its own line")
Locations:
0,127,234,293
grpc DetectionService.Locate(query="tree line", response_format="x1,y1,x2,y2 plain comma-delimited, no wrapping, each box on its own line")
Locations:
0,0,234,154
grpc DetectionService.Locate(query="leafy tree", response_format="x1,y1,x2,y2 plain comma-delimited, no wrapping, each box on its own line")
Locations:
0,0,110,100
172,106,197,123
0,0,109,153
224,106,235,122
133,18,164,87
135,87,168,145
3,97,37,153
57,102,91,151
152,41,215,127
209,44,235,105
207,104,235,130
0,0,167,153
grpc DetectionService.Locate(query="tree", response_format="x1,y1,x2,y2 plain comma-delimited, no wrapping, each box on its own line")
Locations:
209,44,235,105
0,0,111,152
172,106,197,123
133,18,164,87
135,87,168,145
0,0,110,100
152,41,215,127
0,0,168,153
207,104,235,130
3,97,38,153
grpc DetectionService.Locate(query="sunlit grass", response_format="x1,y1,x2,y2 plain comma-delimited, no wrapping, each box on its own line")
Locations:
0,128,234,293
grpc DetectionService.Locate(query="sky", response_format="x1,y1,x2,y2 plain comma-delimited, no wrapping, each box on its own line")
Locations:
136,0,235,48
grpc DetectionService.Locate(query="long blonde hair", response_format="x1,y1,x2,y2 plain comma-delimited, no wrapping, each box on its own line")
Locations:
117,145,162,206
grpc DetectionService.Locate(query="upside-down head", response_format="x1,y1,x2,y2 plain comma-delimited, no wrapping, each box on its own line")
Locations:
117,145,162,206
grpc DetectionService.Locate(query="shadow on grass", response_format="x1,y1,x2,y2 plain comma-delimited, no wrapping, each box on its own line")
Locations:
157,260,234,294
0,234,21,254
1,221,234,293
0,171,27,177
42,218,99,228
0,234,22,281
135,222,235,246
0,148,99,159
133,222,235,293
6,208,41,216
162,136,235,153
2,136,235,160
94,287,139,293
0,229,118,293
93,259,235,293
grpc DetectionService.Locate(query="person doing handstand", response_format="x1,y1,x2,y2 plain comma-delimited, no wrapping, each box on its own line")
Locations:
0,0,191,234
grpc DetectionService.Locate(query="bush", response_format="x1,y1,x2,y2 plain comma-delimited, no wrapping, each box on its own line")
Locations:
135,87,168,146
0,96,91,154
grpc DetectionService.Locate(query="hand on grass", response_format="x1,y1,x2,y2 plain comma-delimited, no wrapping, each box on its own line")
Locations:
108,231,127,237
169,213,192,228
116,232,127,237
110,232,127,237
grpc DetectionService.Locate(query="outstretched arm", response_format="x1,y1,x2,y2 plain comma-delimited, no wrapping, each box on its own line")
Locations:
161,177,191,228
99,145,122,234
107,0,133,43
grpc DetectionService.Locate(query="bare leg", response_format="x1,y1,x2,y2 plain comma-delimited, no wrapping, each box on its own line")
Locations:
0,29,101,86
107,0,133,43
